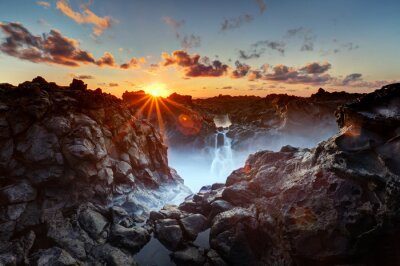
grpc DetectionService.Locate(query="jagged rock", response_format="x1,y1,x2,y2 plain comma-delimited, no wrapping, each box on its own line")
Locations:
154,219,184,250
0,253,16,266
180,213,207,240
0,77,190,264
90,244,138,266
78,208,108,241
171,246,206,266
206,249,227,266
209,200,233,220
0,182,36,205
33,247,78,266
169,84,400,265
69,79,87,91
109,224,151,252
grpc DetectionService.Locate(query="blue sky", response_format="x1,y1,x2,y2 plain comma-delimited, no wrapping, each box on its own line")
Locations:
0,0,399,97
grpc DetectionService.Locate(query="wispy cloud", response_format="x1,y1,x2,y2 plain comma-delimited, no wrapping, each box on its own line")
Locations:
181,34,201,50
286,27,316,51
238,40,285,60
70,74,95,79
36,1,51,9
163,16,201,50
56,0,114,36
163,16,185,30
221,14,254,31
255,0,267,13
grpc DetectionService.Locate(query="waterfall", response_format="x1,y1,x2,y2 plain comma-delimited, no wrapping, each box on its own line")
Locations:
210,115,234,181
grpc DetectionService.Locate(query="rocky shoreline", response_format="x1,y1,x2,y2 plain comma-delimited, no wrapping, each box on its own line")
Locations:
0,78,398,265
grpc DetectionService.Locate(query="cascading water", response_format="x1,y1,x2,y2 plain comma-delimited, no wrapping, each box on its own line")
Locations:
210,115,234,180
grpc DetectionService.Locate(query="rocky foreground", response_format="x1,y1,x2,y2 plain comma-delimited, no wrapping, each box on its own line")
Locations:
0,78,398,266
0,77,190,265
149,84,400,265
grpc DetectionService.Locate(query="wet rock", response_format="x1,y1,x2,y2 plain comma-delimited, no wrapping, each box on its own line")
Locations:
171,246,206,266
7,203,26,220
111,206,134,227
109,224,151,253
90,244,138,266
222,182,255,205
180,213,207,240
206,249,227,266
78,208,108,241
0,253,16,266
0,221,15,241
0,182,36,205
154,219,184,250
209,200,232,220
34,247,78,266
47,217,88,260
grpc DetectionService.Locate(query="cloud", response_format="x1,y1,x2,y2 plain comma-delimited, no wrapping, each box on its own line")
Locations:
221,14,254,31
120,57,146,69
109,83,118,87
37,1,51,9
342,73,363,85
286,27,315,52
238,49,262,60
37,19,50,27
181,34,201,50
299,62,331,74
162,50,229,77
231,61,251,78
262,64,332,84
162,16,201,50
0,22,98,66
239,40,285,60
163,16,185,30
342,42,359,51
255,0,267,13
70,74,95,79
95,52,116,67
228,61,334,85
56,0,113,36
0,22,141,70
253,40,285,55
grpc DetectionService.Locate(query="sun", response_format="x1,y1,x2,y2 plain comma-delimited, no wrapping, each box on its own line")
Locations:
145,83,169,98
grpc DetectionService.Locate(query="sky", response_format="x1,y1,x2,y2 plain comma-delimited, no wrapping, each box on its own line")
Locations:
0,0,399,98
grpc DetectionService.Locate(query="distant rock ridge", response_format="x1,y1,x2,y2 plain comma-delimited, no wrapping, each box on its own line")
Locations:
148,84,400,265
121,89,364,150
0,77,190,265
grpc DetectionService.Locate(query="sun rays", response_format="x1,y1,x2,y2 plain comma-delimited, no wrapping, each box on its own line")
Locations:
123,89,203,144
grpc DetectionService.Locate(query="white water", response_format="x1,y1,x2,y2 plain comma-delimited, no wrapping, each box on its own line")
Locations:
210,114,235,181
210,129,234,181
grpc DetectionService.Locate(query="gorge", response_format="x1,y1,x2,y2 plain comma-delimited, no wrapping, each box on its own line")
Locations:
0,77,399,266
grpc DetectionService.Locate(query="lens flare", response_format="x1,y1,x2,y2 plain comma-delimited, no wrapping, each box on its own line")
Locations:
145,83,169,98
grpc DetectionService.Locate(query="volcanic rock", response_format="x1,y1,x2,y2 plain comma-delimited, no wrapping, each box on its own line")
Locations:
0,77,190,265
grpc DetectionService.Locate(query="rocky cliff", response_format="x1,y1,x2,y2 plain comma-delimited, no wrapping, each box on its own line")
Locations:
148,84,400,266
0,77,190,265
121,89,362,151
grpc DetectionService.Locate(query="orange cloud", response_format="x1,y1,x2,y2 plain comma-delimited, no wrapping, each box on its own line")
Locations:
96,52,116,67
162,50,229,77
56,0,113,36
120,57,146,69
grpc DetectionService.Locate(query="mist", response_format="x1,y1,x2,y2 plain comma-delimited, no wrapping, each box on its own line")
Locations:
168,122,339,193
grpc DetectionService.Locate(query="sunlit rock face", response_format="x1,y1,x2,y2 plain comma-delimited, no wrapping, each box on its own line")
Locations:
149,84,400,265
0,77,190,265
